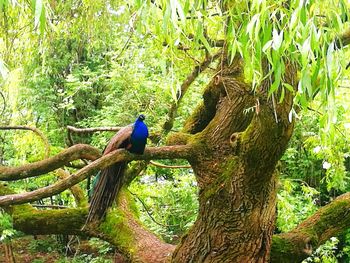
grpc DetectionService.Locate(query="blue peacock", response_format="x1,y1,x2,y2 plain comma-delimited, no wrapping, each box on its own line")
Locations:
85,114,148,225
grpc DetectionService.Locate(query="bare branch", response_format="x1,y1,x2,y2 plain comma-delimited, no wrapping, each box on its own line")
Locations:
150,160,191,169
0,90,6,116
0,144,195,206
0,125,51,158
32,204,69,209
67,125,124,133
163,51,221,131
0,144,101,181
67,125,161,143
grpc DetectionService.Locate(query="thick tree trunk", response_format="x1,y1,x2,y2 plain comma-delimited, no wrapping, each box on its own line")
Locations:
172,58,296,262
4,243,16,263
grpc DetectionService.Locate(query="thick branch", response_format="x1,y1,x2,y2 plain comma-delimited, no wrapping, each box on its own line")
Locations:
0,144,101,181
9,189,174,263
0,125,51,158
271,192,350,262
0,144,195,206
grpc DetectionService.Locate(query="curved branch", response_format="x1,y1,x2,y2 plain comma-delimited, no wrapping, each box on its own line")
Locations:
150,160,191,169
0,144,195,206
0,125,51,158
163,51,221,131
0,144,101,181
271,192,350,263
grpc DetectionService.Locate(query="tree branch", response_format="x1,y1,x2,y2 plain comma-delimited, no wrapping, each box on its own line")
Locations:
271,192,350,262
8,188,174,263
67,125,161,143
0,125,51,158
0,144,195,206
0,90,6,116
0,144,101,181
150,160,191,169
56,168,87,207
67,126,124,133
163,51,221,131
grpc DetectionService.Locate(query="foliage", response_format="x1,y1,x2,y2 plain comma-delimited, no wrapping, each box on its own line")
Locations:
28,236,62,253
88,238,113,255
302,237,340,263
130,167,198,243
56,255,112,263
1,0,350,260
276,179,319,232
0,209,18,243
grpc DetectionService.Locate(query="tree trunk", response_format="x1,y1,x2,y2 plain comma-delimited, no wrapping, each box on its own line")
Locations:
4,243,16,263
172,57,296,262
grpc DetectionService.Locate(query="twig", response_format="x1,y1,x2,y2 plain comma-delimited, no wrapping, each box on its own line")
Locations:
67,126,123,133
307,106,346,138
0,125,50,158
114,12,137,60
163,51,221,131
128,189,178,228
32,204,68,209
0,90,6,116
150,160,191,169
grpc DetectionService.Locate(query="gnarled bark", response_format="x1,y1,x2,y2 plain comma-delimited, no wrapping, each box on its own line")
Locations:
172,58,296,262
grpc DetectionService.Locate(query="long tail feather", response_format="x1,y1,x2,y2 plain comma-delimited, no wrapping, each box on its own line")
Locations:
84,161,127,225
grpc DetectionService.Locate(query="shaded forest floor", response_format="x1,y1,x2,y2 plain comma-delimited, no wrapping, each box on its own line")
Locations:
0,235,115,262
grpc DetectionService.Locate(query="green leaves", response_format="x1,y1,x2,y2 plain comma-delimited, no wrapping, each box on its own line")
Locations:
0,59,9,80
32,0,46,34
0,0,8,12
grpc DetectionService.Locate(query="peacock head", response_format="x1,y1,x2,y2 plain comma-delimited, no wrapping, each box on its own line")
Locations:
138,114,146,121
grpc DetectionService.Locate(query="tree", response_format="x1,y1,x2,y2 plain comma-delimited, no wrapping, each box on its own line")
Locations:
1,0,350,262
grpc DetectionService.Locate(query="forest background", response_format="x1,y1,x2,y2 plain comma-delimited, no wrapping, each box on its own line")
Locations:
1,0,350,262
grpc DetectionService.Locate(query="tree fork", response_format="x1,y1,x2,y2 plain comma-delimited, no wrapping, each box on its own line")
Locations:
172,56,297,262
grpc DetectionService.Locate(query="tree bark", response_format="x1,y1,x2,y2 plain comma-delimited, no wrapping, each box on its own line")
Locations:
172,57,296,262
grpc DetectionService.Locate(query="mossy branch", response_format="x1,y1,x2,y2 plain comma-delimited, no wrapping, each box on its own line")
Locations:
0,144,195,206
0,144,101,181
9,189,174,263
271,192,350,262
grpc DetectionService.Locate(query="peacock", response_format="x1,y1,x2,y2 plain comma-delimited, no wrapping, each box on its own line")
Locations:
84,114,148,226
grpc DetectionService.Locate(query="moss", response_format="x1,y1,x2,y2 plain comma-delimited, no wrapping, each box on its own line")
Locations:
300,200,350,241
99,208,135,253
271,235,297,262
13,208,86,235
221,157,238,178
119,188,140,218
202,157,238,199
166,132,191,146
